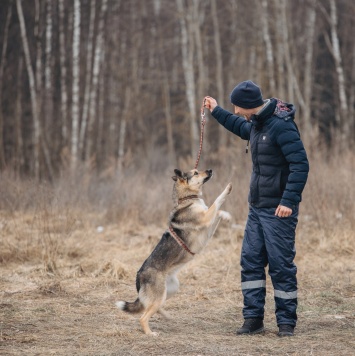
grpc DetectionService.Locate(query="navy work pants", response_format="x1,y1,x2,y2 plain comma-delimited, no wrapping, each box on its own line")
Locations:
240,205,299,326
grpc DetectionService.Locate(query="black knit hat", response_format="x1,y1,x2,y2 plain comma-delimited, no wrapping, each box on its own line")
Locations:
230,80,264,109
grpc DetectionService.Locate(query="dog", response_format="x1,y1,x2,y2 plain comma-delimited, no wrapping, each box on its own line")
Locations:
116,168,232,336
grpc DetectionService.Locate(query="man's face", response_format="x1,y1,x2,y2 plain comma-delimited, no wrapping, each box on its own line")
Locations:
234,106,255,121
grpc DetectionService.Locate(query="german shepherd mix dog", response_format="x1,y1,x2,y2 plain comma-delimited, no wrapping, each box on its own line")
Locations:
116,168,232,336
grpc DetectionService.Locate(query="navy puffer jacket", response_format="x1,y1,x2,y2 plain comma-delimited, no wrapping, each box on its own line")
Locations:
212,98,309,209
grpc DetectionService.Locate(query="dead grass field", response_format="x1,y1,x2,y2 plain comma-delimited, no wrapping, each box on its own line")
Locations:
1,212,354,355
0,151,354,355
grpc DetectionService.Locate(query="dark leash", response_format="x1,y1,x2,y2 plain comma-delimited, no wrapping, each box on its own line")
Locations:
168,100,207,256
168,226,195,256
194,99,207,169
168,195,200,256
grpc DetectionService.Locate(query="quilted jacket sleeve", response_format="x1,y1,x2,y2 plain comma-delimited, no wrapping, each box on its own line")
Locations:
212,106,252,140
274,120,309,208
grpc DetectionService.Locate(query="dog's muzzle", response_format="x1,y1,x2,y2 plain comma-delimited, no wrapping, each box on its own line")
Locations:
203,169,213,183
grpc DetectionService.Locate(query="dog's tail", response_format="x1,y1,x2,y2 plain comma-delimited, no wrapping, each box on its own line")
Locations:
116,298,144,314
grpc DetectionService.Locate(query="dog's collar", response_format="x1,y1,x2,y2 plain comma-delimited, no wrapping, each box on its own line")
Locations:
178,195,199,204
168,226,195,256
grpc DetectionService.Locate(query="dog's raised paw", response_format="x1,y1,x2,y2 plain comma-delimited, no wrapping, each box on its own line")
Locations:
219,210,232,221
226,183,232,194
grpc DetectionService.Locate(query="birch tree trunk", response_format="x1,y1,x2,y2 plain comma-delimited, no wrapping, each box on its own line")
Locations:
160,42,175,163
176,0,199,159
157,16,175,163
79,0,96,157
211,0,227,149
34,0,44,153
261,0,276,92
192,0,206,106
349,41,355,143
0,2,12,169
58,0,68,146
274,0,285,98
277,0,306,114
108,1,121,160
97,51,105,166
85,0,108,162
44,0,53,133
115,28,127,171
329,0,348,133
162,76,175,163
303,0,316,145
15,57,24,176
34,0,42,102
278,0,294,102
71,0,81,171
16,0,41,179
129,0,143,155
117,87,130,171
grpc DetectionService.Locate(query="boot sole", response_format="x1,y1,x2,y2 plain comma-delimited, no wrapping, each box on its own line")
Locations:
236,327,265,335
277,331,294,337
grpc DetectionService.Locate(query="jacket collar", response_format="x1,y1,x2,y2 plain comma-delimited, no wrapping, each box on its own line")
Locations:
251,98,277,129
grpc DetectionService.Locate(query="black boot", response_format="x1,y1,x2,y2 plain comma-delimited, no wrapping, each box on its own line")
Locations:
236,318,264,335
278,324,295,337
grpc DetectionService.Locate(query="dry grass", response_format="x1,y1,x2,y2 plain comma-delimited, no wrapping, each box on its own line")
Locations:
0,149,354,355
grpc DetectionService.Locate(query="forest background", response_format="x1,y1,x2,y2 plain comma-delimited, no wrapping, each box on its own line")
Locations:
0,0,354,178
0,1,354,355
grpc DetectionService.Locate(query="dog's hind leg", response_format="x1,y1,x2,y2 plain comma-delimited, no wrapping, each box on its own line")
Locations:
157,308,171,319
155,273,180,320
139,276,167,336
140,302,164,336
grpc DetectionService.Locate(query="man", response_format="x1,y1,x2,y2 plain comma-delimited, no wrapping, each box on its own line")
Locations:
204,80,309,337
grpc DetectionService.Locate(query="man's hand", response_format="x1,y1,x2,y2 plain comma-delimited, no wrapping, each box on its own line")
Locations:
275,205,292,218
204,96,218,112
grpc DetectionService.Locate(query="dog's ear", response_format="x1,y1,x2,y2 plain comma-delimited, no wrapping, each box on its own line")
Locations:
172,169,184,181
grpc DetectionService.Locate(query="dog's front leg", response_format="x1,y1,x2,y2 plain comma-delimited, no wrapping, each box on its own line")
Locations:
207,210,232,237
203,183,232,228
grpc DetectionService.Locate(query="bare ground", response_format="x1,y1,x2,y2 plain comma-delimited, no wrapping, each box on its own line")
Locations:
1,212,355,356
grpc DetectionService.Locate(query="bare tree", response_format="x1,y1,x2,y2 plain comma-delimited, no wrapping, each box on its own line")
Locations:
349,40,355,141
328,0,348,127
211,0,228,149
15,57,24,176
277,0,294,102
58,0,69,146
117,87,130,171
44,0,53,132
0,0,354,177
176,0,199,158
0,1,12,169
97,49,106,166
85,0,108,162
157,15,175,163
192,0,207,107
34,0,43,107
261,0,276,92
16,0,41,178
303,0,317,145
71,0,81,171
273,0,285,98
79,0,96,157
107,0,121,161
